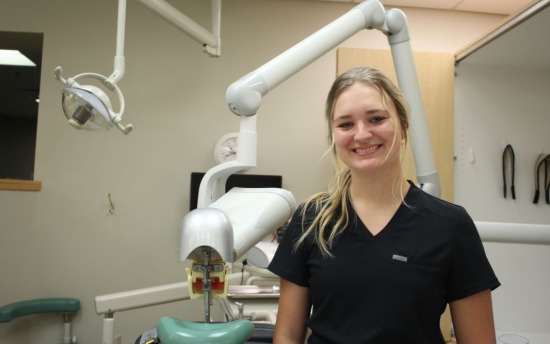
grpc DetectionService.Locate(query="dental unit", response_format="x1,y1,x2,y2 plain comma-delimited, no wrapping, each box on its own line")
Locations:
93,1,441,343
51,0,550,343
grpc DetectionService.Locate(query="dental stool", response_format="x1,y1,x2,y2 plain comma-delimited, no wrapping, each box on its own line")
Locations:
136,318,275,344
0,297,80,343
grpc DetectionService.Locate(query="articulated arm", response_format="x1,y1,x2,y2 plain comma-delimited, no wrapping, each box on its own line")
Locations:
224,0,441,197
225,0,386,117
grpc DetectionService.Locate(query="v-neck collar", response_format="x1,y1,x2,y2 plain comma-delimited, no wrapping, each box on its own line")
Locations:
347,181,416,238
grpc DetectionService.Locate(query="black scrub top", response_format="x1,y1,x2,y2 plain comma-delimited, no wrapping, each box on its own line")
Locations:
268,182,500,344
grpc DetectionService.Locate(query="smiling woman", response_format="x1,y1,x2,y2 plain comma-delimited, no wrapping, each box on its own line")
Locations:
0,31,43,191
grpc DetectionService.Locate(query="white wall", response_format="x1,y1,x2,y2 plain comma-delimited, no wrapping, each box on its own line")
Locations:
455,59,550,337
0,0,504,343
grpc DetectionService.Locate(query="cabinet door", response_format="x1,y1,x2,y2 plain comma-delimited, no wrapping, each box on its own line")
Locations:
337,48,455,202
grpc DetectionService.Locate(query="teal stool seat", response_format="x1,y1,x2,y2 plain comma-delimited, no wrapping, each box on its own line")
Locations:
0,298,80,322
157,317,254,344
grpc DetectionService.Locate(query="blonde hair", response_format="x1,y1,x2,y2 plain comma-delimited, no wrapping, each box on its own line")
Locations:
294,66,410,257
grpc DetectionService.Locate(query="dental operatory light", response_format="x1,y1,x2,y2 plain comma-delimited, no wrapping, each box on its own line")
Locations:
54,68,133,134
54,0,133,135
61,86,115,131
54,0,222,136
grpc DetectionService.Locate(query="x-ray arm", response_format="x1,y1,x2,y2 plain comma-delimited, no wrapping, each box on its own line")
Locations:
225,0,441,197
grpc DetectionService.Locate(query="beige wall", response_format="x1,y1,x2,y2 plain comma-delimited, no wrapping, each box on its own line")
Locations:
0,0,503,343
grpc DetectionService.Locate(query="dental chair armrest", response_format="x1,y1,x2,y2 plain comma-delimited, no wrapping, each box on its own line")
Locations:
0,298,80,322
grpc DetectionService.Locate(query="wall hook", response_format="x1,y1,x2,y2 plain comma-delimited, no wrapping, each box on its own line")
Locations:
108,193,115,214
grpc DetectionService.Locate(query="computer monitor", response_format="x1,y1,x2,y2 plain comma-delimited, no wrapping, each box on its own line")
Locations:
189,172,283,210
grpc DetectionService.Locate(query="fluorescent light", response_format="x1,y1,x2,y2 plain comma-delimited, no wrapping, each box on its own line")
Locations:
0,49,36,66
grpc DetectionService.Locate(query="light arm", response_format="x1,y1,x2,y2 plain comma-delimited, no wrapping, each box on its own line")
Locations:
137,0,222,57
104,0,126,87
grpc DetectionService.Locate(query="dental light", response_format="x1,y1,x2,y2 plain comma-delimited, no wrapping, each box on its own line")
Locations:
54,0,222,135
54,71,132,134
54,0,132,135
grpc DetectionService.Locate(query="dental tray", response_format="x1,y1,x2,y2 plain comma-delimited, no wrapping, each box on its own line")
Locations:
227,285,280,299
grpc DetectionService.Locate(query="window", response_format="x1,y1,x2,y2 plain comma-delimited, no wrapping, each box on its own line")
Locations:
0,31,43,191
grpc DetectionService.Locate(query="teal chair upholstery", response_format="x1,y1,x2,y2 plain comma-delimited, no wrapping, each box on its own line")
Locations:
157,316,254,344
0,298,80,323
0,297,80,343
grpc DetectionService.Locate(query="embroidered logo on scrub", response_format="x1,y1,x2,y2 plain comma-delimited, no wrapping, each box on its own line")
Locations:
392,254,408,262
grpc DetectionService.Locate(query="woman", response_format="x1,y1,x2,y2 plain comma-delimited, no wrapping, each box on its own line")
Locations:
267,66,500,343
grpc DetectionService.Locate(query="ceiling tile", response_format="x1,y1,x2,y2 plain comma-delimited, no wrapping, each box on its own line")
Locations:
310,0,534,15
454,0,534,15
380,0,462,11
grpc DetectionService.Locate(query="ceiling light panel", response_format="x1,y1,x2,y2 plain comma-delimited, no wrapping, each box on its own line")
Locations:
0,49,36,66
